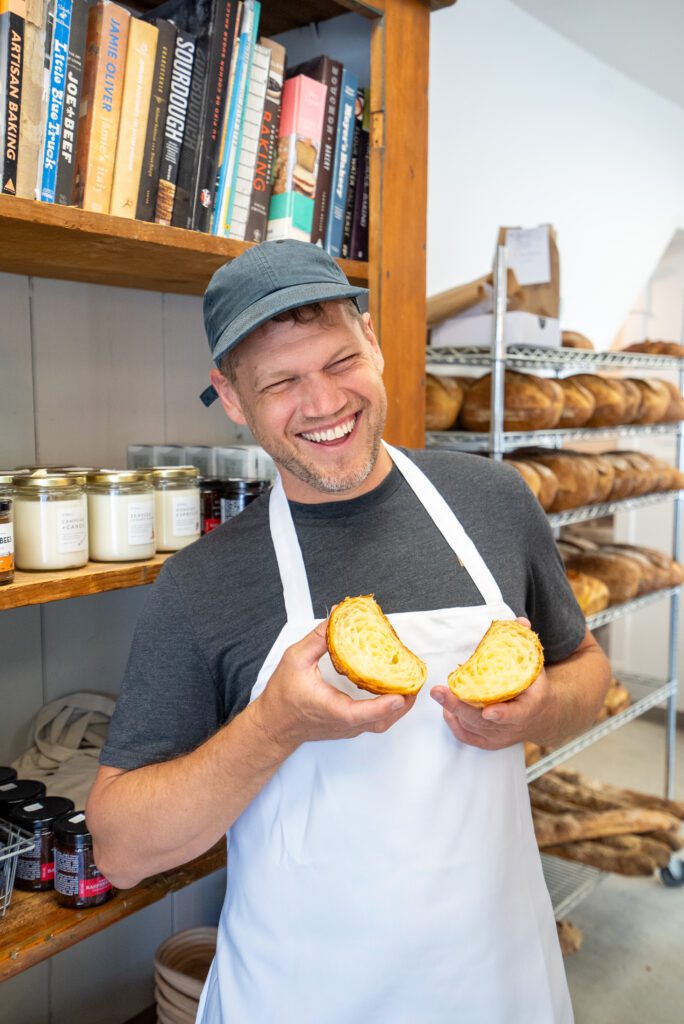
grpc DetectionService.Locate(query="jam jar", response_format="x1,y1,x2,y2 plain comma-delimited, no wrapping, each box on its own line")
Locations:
8,796,75,890
54,811,114,908
0,779,47,820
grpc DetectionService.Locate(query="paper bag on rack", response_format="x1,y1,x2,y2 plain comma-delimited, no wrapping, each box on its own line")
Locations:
497,224,560,319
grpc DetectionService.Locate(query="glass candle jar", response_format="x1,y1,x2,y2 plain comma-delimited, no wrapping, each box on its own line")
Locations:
54,810,114,908
86,471,155,561
13,475,89,571
151,467,200,551
9,796,75,891
0,473,14,585
0,779,47,821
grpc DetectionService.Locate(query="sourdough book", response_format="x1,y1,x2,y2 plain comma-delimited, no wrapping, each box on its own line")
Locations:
153,28,194,225
136,17,176,221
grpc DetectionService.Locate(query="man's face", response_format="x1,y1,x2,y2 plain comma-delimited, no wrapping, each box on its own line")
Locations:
211,302,389,502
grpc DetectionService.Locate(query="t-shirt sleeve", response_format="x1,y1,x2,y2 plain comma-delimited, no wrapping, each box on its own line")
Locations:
100,564,224,771
516,475,586,663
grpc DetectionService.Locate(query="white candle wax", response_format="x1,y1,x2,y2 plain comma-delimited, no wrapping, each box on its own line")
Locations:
15,495,89,570
154,488,200,551
88,491,155,562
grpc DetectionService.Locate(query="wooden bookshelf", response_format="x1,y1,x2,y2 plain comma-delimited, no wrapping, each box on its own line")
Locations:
0,196,369,295
0,555,171,611
0,843,226,982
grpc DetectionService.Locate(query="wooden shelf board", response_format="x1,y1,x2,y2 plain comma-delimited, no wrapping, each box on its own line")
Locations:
0,843,226,982
0,196,369,295
0,555,171,610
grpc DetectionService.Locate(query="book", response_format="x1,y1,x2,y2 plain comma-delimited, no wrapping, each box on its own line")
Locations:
109,17,158,217
1,0,26,195
325,65,357,257
153,28,194,225
54,0,86,205
227,39,269,240
341,87,364,260
287,54,341,248
135,18,176,221
15,0,46,198
73,0,130,213
243,36,284,243
349,88,370,261
211,0,260,236
266,72,326,242
192,0,238,232
38,0,70,202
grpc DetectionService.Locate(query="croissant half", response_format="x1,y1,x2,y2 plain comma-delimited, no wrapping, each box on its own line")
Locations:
326,595,428,696
448,620,544,707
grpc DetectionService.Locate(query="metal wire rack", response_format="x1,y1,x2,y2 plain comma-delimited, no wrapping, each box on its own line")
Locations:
426,344,684,373
585,587,681,631
0,821,34,916
426,422,681,453
546,492,684,527
541,855,603,919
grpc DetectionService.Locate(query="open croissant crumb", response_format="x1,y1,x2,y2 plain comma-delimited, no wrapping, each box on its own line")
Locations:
326,595,427,696
448,620,544,707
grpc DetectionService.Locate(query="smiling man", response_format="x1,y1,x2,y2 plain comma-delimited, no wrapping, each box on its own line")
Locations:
87,240,611,1024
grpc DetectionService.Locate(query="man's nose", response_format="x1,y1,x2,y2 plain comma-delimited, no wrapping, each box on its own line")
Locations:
299,373,347,419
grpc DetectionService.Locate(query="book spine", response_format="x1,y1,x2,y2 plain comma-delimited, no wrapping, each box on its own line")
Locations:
194,0,237,234
211,0,255,236
153,28,194,225
243,37,283,243
222,0,260,236
266,73,326,243
325,67,357,257
349,88,370,261
0,6,8,183
15,0,44,198
54,0,86,205
73,1,131,214
227,40,268,240
38,0,69,203
341,87,364,259
1,0,26,195
169,30,206,228
135,18,175,221
110,18,157,217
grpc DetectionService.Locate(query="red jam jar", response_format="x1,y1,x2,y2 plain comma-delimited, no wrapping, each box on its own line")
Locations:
8,796,75,890
54,811,114,909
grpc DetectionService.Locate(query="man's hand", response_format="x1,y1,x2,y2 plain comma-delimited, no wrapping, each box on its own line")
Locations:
251,620,416,752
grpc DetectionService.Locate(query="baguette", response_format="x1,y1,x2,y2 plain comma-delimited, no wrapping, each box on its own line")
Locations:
544,840,657,877
326,595,427,696
532,806,680,847
554,768,684,819
447,620,543,707
556,920,583,956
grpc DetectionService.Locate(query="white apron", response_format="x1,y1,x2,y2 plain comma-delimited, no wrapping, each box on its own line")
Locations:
197,444,573,1024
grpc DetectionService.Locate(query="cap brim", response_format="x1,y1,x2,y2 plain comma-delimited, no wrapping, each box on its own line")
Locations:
211,280,369,365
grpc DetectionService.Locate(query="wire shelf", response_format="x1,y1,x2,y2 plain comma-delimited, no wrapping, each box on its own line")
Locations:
545,490,684,527
0,822,34,917
426,344,684,373
541,855,604,919
586,586,681,631
526,673,676,784
426,422,682,453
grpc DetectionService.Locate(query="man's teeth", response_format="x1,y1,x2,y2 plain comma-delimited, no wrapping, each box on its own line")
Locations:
301,417,356,443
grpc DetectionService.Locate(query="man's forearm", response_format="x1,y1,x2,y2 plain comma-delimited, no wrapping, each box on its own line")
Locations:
532,632,612,747
86,698,295,889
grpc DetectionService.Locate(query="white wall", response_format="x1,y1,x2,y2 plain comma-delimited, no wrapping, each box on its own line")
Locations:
427,0,684,348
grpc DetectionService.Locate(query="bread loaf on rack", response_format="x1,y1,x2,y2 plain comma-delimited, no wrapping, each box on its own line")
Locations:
600,452,638,501
566,569,610,616
623,339,684,358
425,374,464,431
520,451,598,512
459,371,564,432
506,460,543,502
563,551,642,603
327,595,427,696
614,378,642,423
556,377,596,428
661,380,684,423
561,331,594,350
629,378,671,424
522,459,559,510
447,620,543,707
567,374,627,427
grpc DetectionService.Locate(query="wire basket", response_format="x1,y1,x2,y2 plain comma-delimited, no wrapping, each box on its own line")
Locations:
0,819,35,916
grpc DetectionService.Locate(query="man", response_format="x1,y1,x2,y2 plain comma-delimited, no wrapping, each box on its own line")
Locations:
88,240,611,1023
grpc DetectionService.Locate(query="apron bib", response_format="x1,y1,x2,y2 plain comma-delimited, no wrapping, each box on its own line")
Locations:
197,444,573,1023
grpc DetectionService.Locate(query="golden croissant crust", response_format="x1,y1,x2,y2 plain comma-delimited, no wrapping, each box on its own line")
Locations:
447,620,544,707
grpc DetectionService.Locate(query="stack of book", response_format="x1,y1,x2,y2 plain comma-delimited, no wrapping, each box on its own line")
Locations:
0,0,370,256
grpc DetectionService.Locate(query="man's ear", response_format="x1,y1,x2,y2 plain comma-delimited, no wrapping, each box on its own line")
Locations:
209,367,248,426
361,312,384,373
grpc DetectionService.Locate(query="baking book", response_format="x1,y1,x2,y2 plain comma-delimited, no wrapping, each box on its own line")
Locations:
341,87,365,260
243,36,284,243
54,0,87,205
109,17,157,217
227,40,269,240
1,0,26,195
135,17,176,221
266,72,326,242
325,65,357,257
15,0,47,198
73,0,130,213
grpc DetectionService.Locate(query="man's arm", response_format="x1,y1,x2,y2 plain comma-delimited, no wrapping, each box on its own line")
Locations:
430,624,611,750
87,622,415,889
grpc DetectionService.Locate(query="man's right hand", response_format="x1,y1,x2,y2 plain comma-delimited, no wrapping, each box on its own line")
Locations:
250,620,416,752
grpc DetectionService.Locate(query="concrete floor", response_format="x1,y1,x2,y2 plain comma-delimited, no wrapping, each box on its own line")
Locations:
558,717,684,1024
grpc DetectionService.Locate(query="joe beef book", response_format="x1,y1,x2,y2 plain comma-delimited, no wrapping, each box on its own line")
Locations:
54,0,88,205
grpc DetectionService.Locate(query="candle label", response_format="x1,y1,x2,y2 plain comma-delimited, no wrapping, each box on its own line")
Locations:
128,501,154,546
58,503,88,554
172,495,200,537
0,521,13,572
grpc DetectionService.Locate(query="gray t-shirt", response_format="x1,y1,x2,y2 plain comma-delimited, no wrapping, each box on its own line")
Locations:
101,449,585,770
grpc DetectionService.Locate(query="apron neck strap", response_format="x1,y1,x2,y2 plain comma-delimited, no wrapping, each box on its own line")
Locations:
269,474,315,622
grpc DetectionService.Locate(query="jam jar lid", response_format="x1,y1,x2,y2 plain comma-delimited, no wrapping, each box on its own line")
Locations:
0,766,17,785
222,478,269,495
54,809,92,843
0,779,47,806
8,796,75,828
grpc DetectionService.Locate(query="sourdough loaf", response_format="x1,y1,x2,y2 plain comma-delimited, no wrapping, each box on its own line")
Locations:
568,375,626,427
623,339,684,358
556,377,596,428
629,378,670,424
459,371,563,432
425,374,464,431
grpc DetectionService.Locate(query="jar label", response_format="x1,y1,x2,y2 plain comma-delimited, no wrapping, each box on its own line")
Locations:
221,498,243,521
79,874,112,898
203,517,221,534
58,504,88,554
0,522,13,572
128,501,154,546
172,495,200,537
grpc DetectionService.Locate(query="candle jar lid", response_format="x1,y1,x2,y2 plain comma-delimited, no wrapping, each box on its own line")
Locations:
86,470,152,487
150,466,199,482
13,474,87,490
8,796,75,829
0,779,47,809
